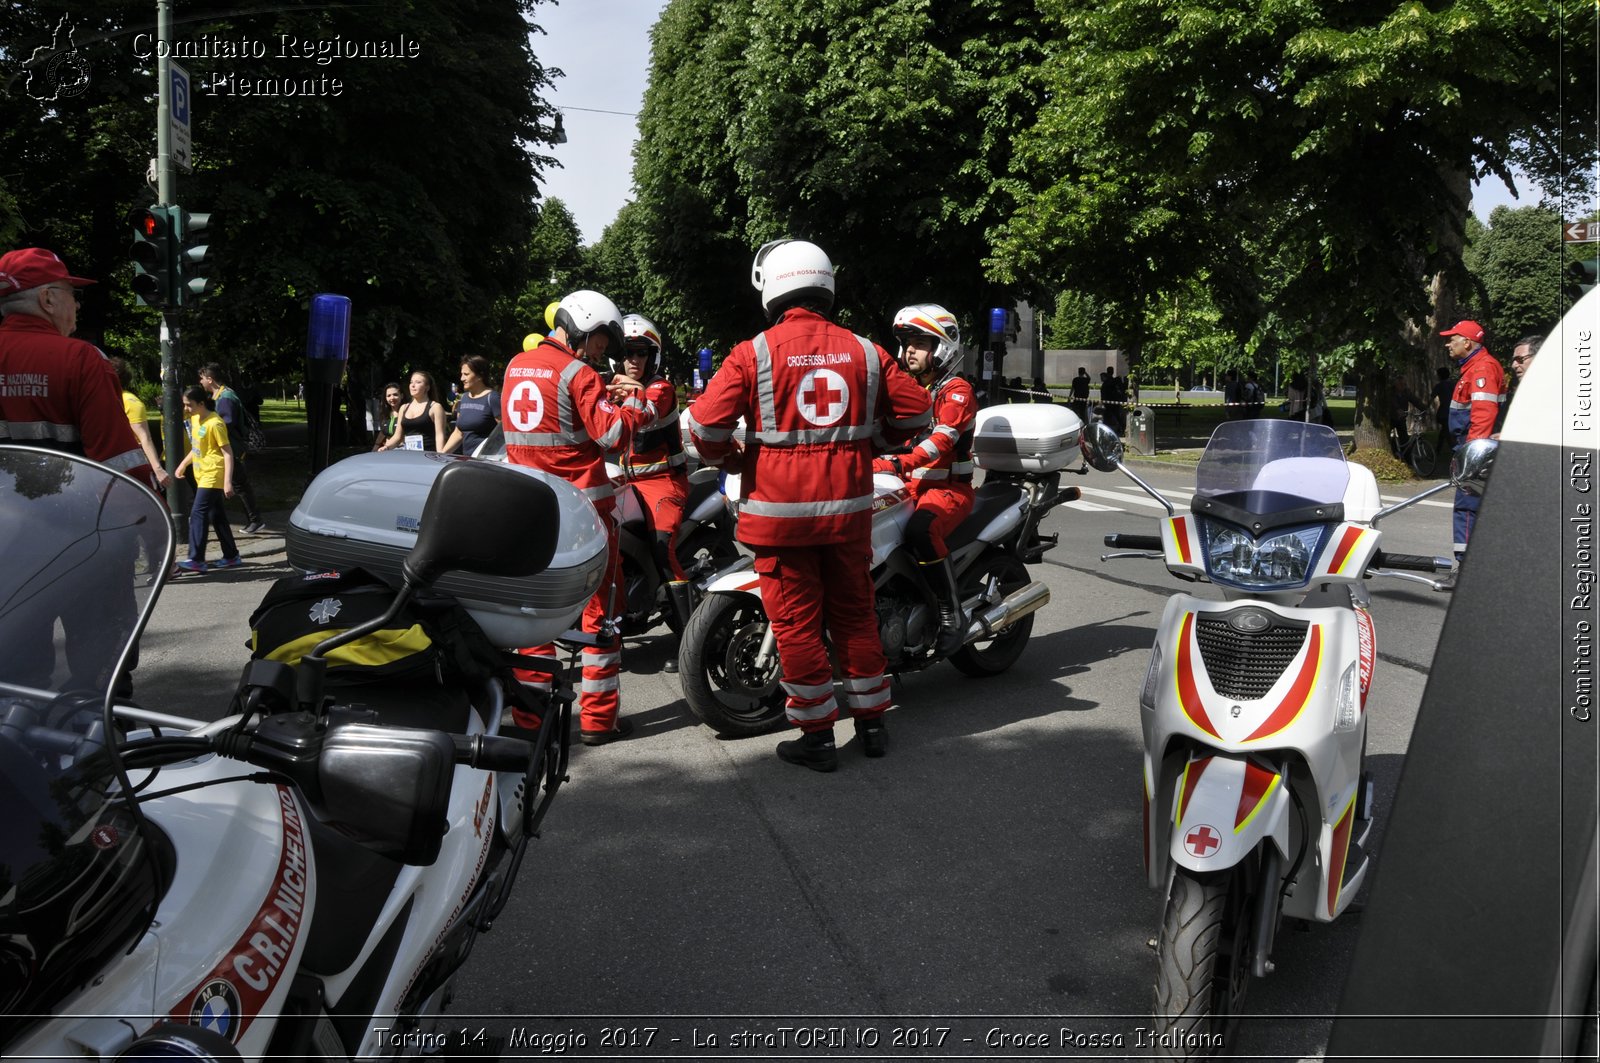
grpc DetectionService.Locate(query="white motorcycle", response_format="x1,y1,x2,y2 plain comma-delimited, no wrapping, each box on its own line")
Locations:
677,403,1083,736
0,450,582,1060
1080,418,1493,1056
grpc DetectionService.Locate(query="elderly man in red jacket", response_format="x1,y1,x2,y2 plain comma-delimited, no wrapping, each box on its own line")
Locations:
688,240,931,772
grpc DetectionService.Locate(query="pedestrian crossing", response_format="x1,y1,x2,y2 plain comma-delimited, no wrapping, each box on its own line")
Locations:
1062,482,1454,515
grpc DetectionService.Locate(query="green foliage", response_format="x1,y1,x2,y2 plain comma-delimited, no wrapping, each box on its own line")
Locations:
1045,289,1110,349
510,197,585,334
1,1,558,394
1348,446,1418,485
1465,204,1576,343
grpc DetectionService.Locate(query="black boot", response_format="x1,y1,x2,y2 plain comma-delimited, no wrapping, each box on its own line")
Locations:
776,729,838,772
923,557,967,657
854,716,888,758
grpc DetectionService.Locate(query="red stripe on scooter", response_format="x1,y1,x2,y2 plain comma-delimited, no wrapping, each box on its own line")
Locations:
1327,526,1364,574
1235,760,1278,830
1176,755,1212,823
1170,516,1192,565
1174,613,1220,738
1327,791,1357,914
1244,626,1322,742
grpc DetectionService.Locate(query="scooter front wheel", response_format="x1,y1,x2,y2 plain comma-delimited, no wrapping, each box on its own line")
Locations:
1152,867,1252,1058
678,593,786,737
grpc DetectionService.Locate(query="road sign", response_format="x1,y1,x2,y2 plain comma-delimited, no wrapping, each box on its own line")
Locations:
170,61,192,173
1563,221,1598,243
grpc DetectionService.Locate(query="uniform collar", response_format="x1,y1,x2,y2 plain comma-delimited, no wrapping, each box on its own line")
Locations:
0,311,61,335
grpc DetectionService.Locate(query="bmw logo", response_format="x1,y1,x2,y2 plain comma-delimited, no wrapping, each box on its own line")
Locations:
189,979,241,1041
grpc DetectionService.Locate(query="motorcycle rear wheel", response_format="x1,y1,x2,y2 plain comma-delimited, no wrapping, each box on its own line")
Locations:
1152,867,1253,1058
948,551,1034,677
678,593,787,736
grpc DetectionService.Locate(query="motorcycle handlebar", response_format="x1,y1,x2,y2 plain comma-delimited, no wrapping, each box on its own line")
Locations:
452,733,534,772
1371,551,1452,574
1104,533,1163,551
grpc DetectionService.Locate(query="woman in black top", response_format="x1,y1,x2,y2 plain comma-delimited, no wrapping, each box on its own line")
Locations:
372,381,404,451
443,355,500,457
378,370,448,451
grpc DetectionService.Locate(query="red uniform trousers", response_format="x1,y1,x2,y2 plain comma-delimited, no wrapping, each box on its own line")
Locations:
908,482,975,560
628,470,688,580
751,540,891,733
513,501,624,736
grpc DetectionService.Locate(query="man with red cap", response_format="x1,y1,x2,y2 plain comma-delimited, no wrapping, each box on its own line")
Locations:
0,247,155,488
1440,318,1505,577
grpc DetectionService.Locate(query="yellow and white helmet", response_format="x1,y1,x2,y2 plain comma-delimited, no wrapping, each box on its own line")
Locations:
892,303,961,374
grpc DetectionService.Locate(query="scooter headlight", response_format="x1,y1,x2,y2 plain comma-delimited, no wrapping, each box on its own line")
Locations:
1198,519,1328,592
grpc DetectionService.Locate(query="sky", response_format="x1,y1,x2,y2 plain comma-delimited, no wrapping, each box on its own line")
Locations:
531,1,1588,246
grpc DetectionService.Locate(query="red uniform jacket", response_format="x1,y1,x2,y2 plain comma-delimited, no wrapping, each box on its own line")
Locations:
618,374,687,481
896,374,976,497
501,337,648,507
0,314,153,486
688,308,931,546
1448,346,1506,446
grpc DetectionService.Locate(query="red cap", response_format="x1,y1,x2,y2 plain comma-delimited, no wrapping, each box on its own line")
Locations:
1438,319,1484,343
0,248,96,295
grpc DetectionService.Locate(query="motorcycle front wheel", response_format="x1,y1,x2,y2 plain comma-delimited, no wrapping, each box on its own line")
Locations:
677,593,787,737
948,551,1034,677
1152,866,1254,1059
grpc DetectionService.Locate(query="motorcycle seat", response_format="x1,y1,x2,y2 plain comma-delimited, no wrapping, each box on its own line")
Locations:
944,481,1024,553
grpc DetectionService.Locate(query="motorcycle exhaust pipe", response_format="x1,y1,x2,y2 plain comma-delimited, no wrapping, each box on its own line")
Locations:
963,581,1050,646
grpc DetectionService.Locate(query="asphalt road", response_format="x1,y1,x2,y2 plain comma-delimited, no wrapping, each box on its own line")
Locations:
134,460,1459,1061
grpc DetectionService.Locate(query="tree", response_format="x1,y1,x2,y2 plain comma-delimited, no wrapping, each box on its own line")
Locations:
992,0,1597,449
1466,205,1576,343
510,197,586,339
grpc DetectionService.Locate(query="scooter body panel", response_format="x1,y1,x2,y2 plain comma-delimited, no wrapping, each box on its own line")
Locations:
1142,592,1369,921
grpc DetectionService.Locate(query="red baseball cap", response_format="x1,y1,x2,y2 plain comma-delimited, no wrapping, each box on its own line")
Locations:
0,247,96,295
1438,319,1485,343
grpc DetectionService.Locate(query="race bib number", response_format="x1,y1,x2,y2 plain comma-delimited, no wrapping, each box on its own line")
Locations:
403,434,425,451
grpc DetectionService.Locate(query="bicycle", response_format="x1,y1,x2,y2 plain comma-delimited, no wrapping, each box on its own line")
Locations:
1390,409,1437,477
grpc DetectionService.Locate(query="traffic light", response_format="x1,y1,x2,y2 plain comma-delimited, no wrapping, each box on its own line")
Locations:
1568,257,1599,297
126,205,174,309
172,207,214,306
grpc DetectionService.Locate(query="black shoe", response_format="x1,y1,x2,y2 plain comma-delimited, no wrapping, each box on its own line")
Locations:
854,717,888,758
243,521,266,535
579,716,635,746
776,729,837,772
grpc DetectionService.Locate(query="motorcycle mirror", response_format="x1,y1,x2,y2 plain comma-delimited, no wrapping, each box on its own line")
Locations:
315,723,456,865
1449,438,1497,497
1080,421,1125,472
404,460,561,587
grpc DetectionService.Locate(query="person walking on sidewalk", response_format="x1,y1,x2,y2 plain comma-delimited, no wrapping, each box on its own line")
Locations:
199,363,265,533
1440,319,1505,578
172,386,243,575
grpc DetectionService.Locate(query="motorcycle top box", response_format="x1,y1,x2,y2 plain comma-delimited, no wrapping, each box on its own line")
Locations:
287,451,608,646
971,402,1084,473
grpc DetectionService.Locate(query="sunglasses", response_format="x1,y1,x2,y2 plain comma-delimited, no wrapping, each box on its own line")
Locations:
1512,355,1532,365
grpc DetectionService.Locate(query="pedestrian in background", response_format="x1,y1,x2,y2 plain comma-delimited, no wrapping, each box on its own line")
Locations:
372,381,403,451
688,240,931,772
108,356,170,489
377,370,448,452
198,363,265,533
442,356,500,457
1441,319,1505,578
1069,367,1091,422
172,385,242,575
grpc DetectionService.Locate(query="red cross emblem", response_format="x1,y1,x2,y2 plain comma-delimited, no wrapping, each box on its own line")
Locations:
507,380,544,432
797,368,849,427
1184,824,1221,858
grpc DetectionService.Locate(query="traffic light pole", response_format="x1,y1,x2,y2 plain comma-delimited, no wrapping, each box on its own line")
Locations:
153,0,186,523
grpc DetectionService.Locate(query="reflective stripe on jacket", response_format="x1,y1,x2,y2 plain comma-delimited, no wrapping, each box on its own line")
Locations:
1447,347,1506,447
687,307,930,546
899,373,977,491
619,375,688,480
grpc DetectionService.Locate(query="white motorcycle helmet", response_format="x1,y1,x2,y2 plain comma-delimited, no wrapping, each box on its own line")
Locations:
552,289,625,357
614,314,665,378
893,303,962,376
751,239,835,320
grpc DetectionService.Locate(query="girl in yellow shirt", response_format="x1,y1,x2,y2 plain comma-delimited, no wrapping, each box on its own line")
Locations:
172,386,242,574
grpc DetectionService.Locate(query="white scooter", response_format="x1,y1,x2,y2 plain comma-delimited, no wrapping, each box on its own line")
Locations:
0,451,578,1060
1080,419,1494,1057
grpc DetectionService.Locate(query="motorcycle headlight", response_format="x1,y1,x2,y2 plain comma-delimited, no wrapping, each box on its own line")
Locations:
1198,519,1328,591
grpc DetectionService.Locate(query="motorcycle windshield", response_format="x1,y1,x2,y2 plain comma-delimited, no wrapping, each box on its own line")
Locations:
0,449,172,1038
1194,420,1349,513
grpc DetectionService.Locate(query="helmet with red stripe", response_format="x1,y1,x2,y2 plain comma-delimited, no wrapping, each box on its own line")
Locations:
892,303,961,375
